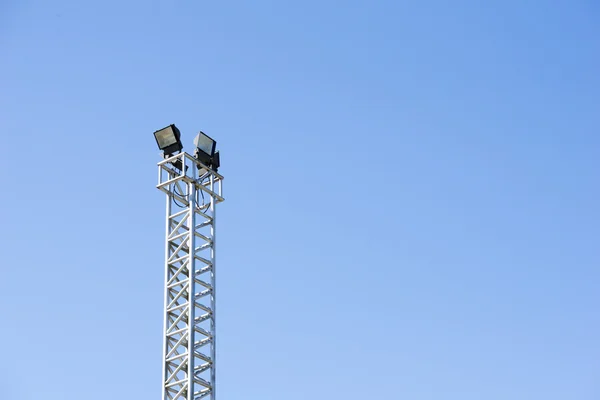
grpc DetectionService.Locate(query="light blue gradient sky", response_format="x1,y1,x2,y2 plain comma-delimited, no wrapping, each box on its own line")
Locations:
1,1,599,399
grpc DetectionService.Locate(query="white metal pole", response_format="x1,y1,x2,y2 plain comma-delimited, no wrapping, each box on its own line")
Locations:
158,153,223,400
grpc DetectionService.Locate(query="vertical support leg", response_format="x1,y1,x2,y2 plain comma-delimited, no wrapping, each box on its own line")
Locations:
187,182,196,399
161,175,173,400
209,174,217,400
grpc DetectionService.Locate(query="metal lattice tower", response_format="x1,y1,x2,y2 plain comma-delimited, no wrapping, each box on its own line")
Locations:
157,152,224,400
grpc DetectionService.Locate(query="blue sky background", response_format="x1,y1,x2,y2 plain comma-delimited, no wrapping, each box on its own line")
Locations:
1,1,599,399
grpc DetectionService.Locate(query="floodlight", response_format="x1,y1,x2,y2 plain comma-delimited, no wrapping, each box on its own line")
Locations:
194,131,216,160
154,124,183,156
193,131,220,172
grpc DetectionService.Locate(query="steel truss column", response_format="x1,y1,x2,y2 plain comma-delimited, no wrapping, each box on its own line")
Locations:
157,153,224,400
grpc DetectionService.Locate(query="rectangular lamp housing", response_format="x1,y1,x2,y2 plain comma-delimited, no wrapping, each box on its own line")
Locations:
194,131,216,158
154,124,183,155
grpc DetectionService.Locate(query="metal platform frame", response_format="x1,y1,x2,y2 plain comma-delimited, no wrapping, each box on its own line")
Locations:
157,152,224,400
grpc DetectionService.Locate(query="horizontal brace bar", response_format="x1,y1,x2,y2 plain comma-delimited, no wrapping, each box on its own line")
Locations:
166,277,189,292
194,303,212,314
194,388,212,399
194,377,212,389
166,298,189,315
158,174,186,190
194,327,212,338
167,278,189,289
168,252,190,265
196,220,213,230
157,186,190,207
159,165,185,181
195,289,212,299
166,327,187,338
194,338,212,349
194,256,212,266
194,209,213,222
194,364,212,375
198,178,220,187
194,243,212,254
196,184,224,202
169,208,189,219
165,378,187,389
157,184,176,197
194,353,213,364
168,300,189,314
157,152,185,167
165,386,182,395
168,232,190,250
194,232,212,243
166,303,189,314
195,265,212,275
165,353,188,363
194,314,211,324
194,279,212,290
172,192,190,206
193,316,211,326
169,231,190,243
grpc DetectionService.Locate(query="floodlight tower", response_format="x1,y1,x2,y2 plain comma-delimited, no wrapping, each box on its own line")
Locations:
154,125,224,400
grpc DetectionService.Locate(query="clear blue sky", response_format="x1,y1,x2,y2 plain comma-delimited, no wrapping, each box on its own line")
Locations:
1,1,599,399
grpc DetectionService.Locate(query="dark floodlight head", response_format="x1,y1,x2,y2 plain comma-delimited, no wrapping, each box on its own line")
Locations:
154,124,183,157
194,131,216,159
193,131,218,171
